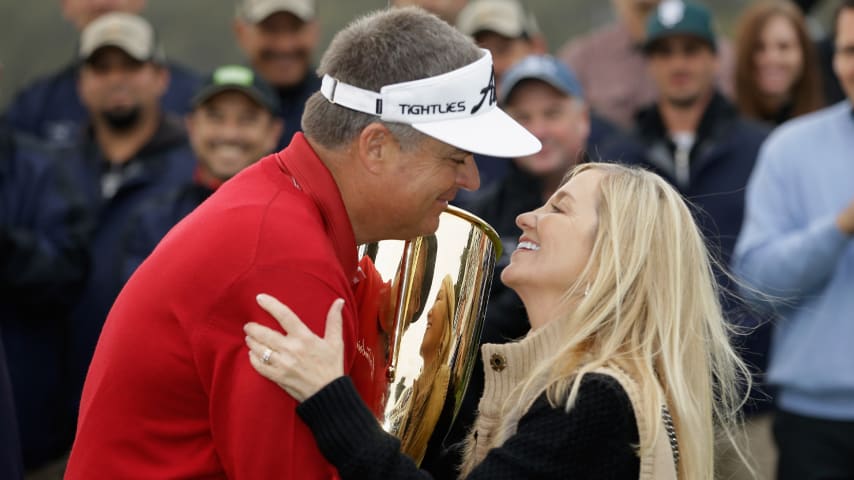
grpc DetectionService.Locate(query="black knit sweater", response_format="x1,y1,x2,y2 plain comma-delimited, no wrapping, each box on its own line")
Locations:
297,373,640,479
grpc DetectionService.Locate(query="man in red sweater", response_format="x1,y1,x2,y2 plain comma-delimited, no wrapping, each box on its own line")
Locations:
65,7,539,479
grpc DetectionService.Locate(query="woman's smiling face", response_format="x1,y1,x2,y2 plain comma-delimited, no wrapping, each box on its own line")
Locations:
501,169,603,323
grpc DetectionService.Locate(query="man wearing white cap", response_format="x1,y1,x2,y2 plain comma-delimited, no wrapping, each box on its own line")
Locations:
234,0,321,148
66,7,538,478
451,0,546,207
4,0,199,145
62,11,196,458
456,0,546,84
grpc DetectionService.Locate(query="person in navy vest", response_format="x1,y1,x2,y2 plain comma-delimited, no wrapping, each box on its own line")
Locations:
3,0,200,146
61,12,196,430
121,64,283,282
1,119,90,475
234,0,321,149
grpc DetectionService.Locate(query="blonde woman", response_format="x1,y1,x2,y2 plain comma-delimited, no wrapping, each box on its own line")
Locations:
244,163,749,479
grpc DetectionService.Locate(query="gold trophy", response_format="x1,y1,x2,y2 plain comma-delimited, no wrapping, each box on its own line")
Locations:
358,206,500,465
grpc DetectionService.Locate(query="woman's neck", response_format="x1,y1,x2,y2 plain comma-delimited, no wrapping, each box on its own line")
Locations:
520,292,576,331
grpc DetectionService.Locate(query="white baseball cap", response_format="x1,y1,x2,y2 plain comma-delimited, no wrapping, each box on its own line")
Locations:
456,0,532,39
79,12,162,63
238,0,314,23
320,50,541,158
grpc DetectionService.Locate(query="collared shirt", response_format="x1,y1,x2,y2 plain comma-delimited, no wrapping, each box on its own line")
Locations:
67,133,376,479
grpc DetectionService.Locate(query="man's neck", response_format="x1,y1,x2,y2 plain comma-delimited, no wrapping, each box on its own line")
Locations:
93,111,160,165
658,90,714,135
307,136,370,245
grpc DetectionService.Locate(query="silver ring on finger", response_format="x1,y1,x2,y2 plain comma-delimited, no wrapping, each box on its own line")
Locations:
261,348,273,364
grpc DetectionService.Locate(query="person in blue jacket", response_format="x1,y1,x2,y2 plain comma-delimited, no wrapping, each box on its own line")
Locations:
60,12,195,428
3,0,199,145
732,2,854,478
1,120,90,474
121,64,283,282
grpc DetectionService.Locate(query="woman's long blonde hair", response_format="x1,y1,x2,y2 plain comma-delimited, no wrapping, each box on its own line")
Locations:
499,163,749,479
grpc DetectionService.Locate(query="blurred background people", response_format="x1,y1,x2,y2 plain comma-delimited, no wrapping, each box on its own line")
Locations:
455,0,625,194
734,0,824,126
234,0,320,148
733,2,854,478
456,0,546,85
62,12,195,432
1,117,89,478
452,0,546,206
121,64,282,281
559,0,734,131
3,0,199,145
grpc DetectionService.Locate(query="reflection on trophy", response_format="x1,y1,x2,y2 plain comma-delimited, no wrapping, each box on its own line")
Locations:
392,275,455,462
358,206,500,465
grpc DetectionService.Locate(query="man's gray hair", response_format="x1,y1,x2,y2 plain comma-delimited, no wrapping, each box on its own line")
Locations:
302,7,483,150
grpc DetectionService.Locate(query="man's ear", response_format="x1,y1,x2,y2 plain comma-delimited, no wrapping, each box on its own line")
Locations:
356,123,396,175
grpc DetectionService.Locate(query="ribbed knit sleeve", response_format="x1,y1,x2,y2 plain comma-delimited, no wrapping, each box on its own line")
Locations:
298,374,640,479
298,376,432,480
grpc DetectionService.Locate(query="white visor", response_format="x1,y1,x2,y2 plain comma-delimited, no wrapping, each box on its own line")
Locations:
320,49,541,158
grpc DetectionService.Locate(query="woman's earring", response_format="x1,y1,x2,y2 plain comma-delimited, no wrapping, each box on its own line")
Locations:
583,283,591,297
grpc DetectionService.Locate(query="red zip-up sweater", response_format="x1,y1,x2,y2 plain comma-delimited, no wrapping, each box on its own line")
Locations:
67,134,381,479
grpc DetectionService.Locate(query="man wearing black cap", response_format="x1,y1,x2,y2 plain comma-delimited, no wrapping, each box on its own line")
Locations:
234,0,320,148
121,65,283,281
62,11,196,428
558,0,735,131
602,2,773,475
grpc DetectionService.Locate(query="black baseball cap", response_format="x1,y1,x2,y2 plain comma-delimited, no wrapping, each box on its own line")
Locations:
191,65,281,115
